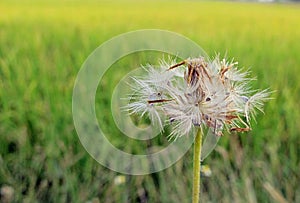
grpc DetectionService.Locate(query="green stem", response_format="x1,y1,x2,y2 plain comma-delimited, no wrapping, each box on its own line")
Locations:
192,128,202,203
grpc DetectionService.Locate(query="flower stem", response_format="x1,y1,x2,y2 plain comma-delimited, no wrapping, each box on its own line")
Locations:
192,128,202,203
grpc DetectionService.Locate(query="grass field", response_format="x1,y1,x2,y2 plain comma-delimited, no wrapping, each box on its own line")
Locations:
0,0,300,202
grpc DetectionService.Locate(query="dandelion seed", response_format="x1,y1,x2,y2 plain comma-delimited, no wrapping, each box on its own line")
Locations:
124,55,271,141
245,89,271,123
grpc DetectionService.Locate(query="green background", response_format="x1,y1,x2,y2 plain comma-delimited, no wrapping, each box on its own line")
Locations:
0,0,299,202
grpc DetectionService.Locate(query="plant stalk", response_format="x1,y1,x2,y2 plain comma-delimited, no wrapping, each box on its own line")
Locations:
192,128,203,203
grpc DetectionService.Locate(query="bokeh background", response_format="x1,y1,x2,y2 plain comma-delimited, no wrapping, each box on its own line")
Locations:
0,0,299,202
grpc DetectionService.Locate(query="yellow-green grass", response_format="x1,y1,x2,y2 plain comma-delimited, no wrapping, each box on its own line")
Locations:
0,0,299,202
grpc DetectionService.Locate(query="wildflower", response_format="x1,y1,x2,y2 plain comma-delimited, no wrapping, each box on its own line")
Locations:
124,56,270,140
114,175,126,185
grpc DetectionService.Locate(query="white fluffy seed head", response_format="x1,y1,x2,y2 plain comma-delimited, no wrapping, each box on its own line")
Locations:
124,56,271,140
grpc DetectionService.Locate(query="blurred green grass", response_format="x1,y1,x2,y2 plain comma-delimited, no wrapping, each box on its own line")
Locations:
0,0,300,202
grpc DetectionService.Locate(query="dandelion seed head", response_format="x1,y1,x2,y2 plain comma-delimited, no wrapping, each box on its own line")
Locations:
124,55,271,140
